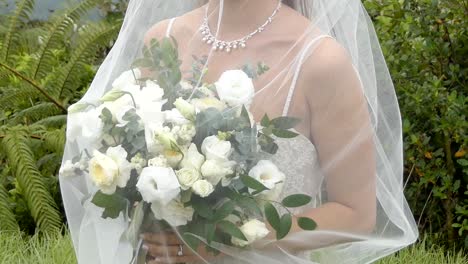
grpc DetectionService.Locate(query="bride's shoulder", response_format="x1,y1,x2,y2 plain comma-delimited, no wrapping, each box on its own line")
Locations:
144,7,204,45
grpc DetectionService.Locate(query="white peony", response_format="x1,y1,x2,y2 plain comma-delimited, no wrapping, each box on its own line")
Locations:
176,168,201,190
201,136,233,161
151,199,194,227
180,144,205,171
201,159,235,186
248,160,285,192
192,180,214,198
191,97,227,112
174,98,196,121
215,70,255,108
88,145,132,195
136,167,180,205
112,69,141,91
231,219,270,247
148,155,169,167
67,107,103,145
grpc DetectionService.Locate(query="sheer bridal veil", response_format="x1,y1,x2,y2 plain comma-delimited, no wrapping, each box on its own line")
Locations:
60,0,419,263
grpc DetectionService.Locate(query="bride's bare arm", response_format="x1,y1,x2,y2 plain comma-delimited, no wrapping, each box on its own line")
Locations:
269,38,377,252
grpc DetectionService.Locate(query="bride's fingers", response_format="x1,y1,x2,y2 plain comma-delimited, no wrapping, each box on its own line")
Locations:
142,232,181,245
145,244,195,257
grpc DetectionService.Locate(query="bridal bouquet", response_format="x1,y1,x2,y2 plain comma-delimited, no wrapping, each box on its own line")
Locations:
62,38,317,257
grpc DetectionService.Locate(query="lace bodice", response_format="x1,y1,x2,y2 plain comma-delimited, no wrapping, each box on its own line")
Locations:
272,133,325,213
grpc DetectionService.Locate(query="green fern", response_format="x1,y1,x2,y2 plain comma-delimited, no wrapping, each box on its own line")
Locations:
50,21,120,99
9,103,63,125
33,115,67,129
1,126,62,233
0,184,19,232
41,128,66,155
32,0,105,80
0,0,36,62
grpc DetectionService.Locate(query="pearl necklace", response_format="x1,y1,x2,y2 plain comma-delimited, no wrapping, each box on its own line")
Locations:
199,1,282,53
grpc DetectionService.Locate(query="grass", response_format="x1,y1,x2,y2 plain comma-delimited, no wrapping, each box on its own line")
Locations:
0,231,466,264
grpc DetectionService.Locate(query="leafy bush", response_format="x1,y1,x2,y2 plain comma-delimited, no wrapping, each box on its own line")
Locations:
0,0,121,233
364,0,467,248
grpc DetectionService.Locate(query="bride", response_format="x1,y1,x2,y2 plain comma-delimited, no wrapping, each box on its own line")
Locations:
59,0,419,263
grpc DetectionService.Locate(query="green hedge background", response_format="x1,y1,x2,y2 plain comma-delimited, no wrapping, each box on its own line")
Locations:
0,0,466,260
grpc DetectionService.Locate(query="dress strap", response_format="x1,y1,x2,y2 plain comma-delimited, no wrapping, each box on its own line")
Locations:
282,35,334,117
165,18,176,38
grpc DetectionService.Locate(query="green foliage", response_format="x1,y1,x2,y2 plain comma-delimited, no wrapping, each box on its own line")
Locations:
0,0,121,234
1,126,62,233
364,0,467,248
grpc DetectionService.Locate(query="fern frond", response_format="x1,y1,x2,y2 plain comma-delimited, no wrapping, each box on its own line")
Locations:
49,22,120,98
0,184,19,232
0,0,36,62
0,87,39,110
9,103,63,125
41,128,66,155
1,126,62,233
0,62,67,112
32,0,104,80
33,115,67,129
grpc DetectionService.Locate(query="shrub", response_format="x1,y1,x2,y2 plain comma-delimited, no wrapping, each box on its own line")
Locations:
364,0,467,248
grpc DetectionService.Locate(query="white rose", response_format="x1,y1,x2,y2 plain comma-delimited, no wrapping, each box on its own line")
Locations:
191,97,227,112
176,168,201,190
148,155,169,167
180,144,205,171
174,98,196,121
248,160,285,192
201,159,235,186
201,136,233,161
231,219,270,247
136,167,180,205
151,199,194,227
112,69,141,91
215,70,255,108
192,180,214,198
89,145,131,195
165,108,190,125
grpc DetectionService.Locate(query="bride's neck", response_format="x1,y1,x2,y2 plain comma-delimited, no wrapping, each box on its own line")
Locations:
206,0,280,37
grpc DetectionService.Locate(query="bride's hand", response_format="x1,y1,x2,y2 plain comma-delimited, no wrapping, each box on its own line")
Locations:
142,232,221,264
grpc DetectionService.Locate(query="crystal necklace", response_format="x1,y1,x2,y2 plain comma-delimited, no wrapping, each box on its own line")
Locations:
199,1,282,53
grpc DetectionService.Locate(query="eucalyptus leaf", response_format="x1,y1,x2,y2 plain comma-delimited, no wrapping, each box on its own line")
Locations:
271,116,301,130
277,214,292,240
297,217,317,231
91,191,128,219
264,202,281,232
192,199,214,220
213,201,235,222
217,220,247,241
282,194,312,208
272,129,299,139
240,175,269,192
